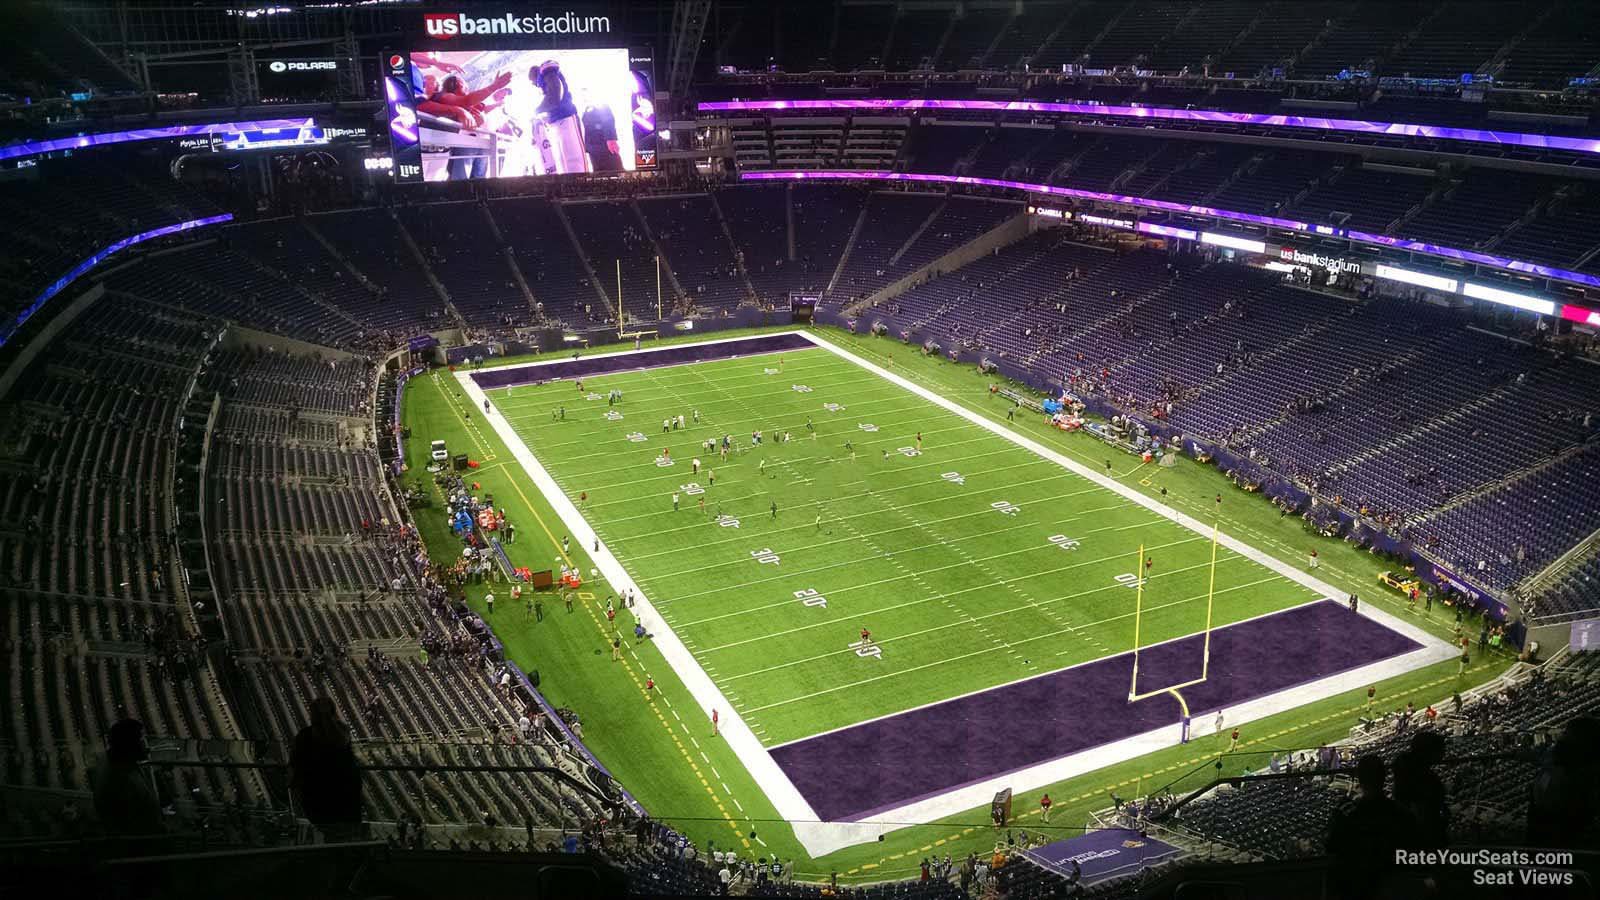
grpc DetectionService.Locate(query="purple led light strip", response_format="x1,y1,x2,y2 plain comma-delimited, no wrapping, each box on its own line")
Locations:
699,99,1600,156
740,170,1600,291
3,214,234,346
0,119,318,163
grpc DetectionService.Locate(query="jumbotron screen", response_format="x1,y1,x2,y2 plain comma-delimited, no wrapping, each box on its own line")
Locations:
385,47,654,183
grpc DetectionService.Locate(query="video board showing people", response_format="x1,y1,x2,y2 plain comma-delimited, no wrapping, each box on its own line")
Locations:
401,47,653,182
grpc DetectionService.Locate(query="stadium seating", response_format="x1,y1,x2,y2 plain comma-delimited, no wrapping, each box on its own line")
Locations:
0,296,264,818
715,184,805,304
487,198,609,329
397,202,528,328
562,200,665,322
1169,655,1600,858
829,192,1016,306
0,154,222,337
0,277,617,842
7,5,1600,896
638,194,750,313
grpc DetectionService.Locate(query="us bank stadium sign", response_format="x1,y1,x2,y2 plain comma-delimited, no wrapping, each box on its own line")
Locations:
1279,247,1364,276
422,10,612,39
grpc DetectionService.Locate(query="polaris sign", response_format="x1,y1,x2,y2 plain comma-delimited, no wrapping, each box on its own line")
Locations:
422,11,612,39
265,59,338,73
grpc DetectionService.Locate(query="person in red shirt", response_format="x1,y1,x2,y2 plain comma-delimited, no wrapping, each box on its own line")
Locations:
644,677,655,698
1229,729,1241,752
429,70,513,128
859,627,872,647
1039,793,1052,823
711,708,719,736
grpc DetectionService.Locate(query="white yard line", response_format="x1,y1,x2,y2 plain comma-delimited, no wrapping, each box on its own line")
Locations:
672,512,1160,629
556,424,991,486
457,330,1458,859
589,454,1085,527
646,485,1120,582
659,526,1214,608
735,575,1291,705
700,547,1249,658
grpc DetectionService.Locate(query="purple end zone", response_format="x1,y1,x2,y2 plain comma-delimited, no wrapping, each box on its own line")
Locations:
770,599,1421,822
470,333,816,389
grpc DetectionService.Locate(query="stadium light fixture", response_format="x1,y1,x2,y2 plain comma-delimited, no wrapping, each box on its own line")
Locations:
1200,231,1266,254
1462,281,1557,316
1375,264,1458,293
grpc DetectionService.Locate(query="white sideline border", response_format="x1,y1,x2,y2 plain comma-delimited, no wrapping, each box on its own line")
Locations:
453,330,1458,859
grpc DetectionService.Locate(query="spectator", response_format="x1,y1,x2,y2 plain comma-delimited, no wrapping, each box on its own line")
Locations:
290,696,363,841
1526,715,1600,849
91,719,163,836
1325,755,1414,899
1393,731,1449,848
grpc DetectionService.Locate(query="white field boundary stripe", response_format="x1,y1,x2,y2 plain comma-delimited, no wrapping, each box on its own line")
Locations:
797,331,1453,657
453,358,824,838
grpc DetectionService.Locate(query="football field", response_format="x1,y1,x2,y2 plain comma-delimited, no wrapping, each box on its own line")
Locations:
480,337,1324,741
449,330,1454,852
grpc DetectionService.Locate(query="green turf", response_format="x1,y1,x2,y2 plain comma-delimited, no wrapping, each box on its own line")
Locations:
489,342,1320,746
401,325,1513,881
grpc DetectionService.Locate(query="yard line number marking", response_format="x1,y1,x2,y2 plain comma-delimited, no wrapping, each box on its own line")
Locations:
850,639,882,659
